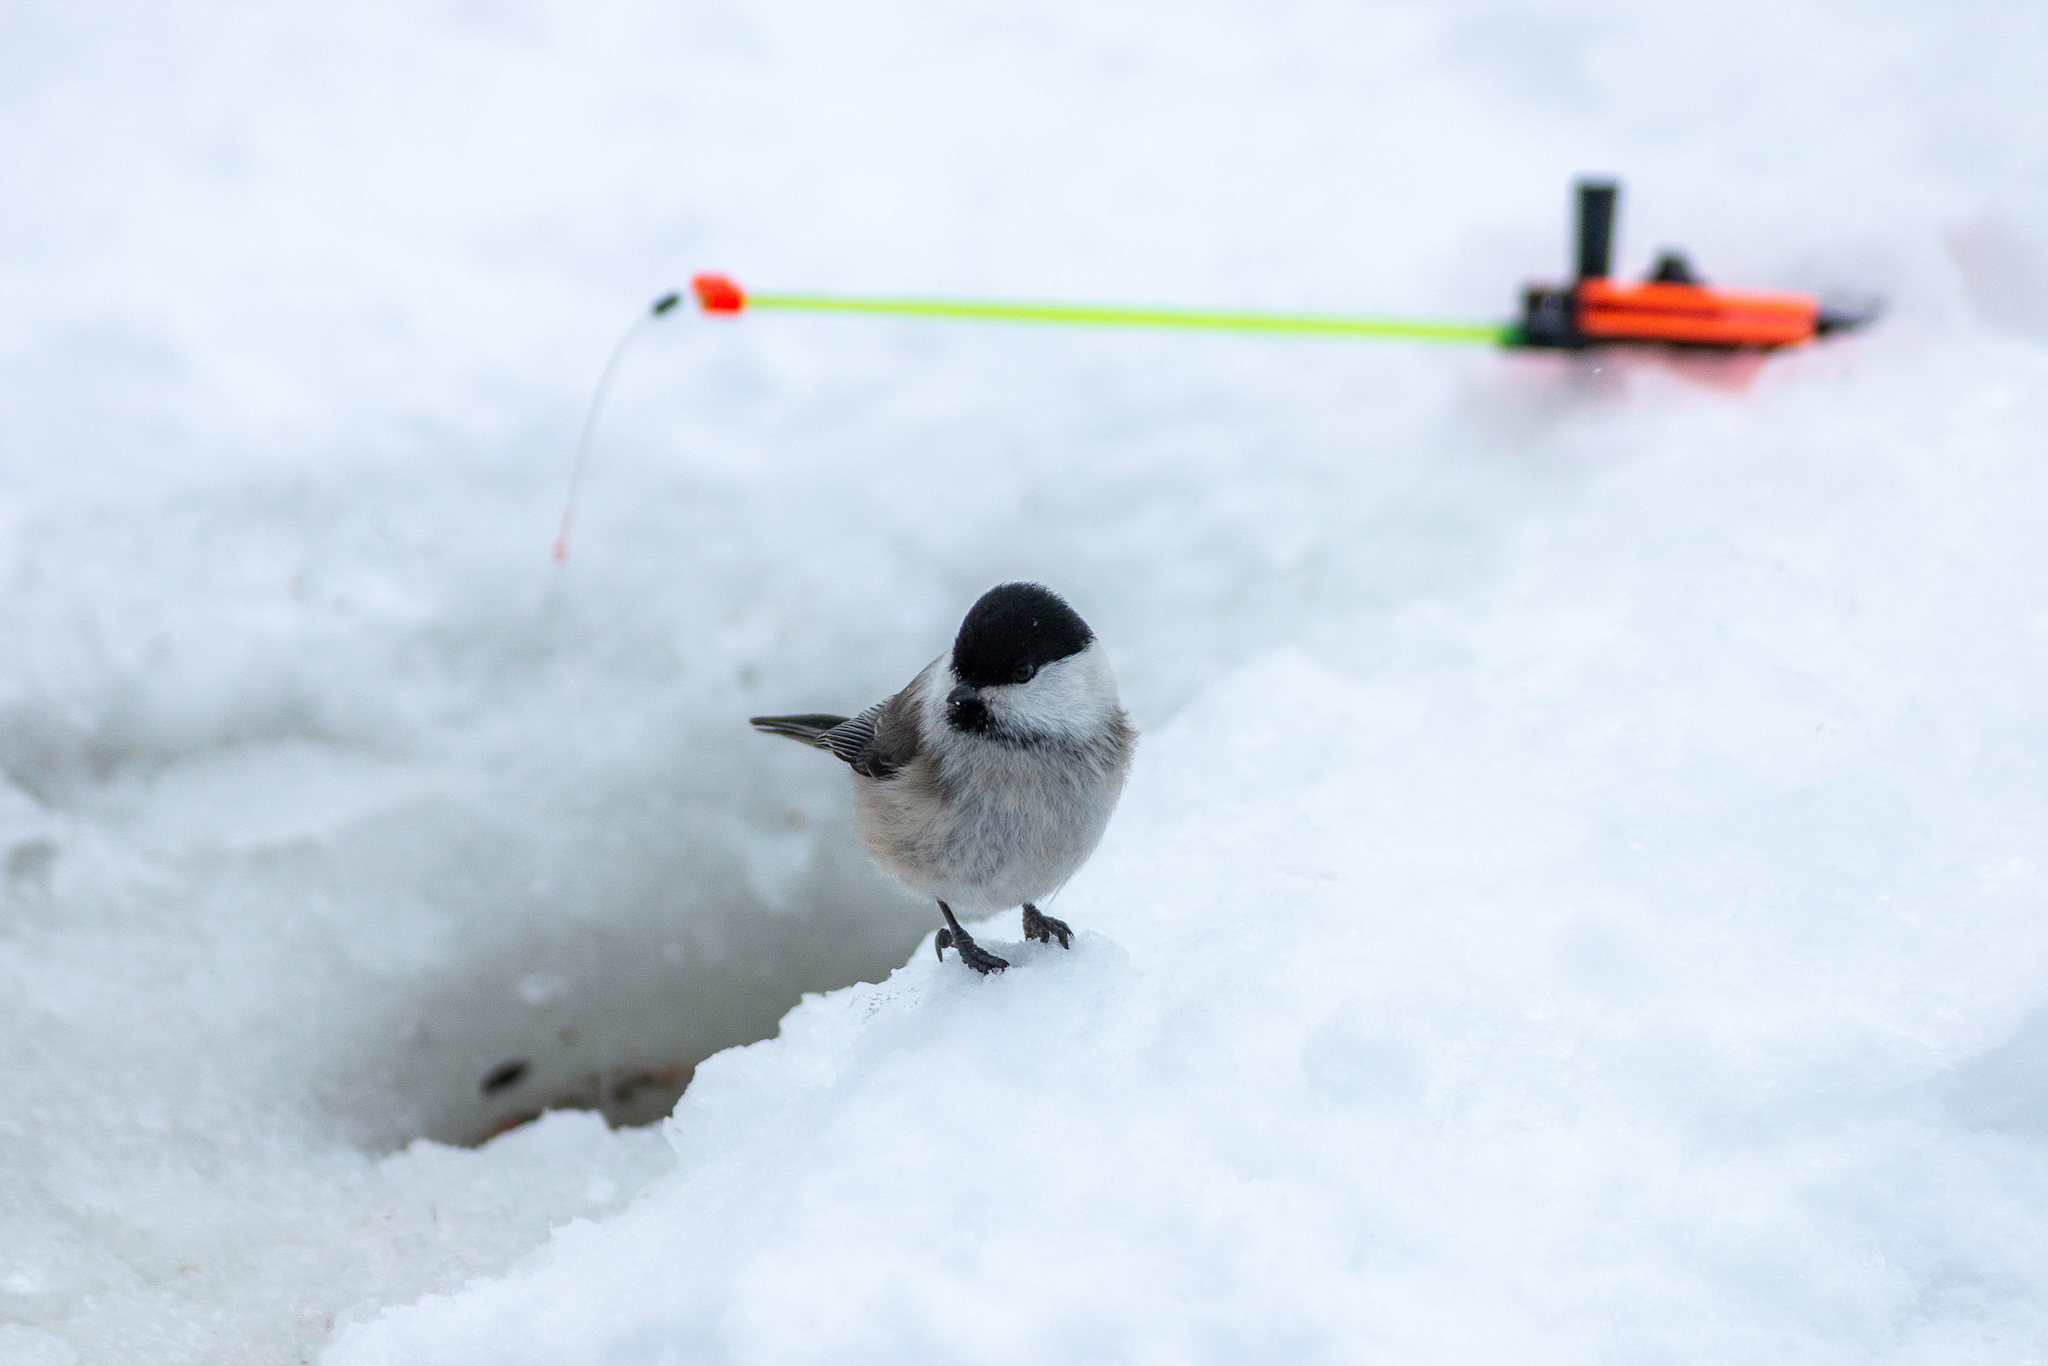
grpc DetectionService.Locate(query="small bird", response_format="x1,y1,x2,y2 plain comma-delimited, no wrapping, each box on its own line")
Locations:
752,583,1137,974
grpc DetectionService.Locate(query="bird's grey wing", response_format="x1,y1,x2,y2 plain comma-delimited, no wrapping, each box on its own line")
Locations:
751,713,850,748
837,689,922,781
814,702,880,765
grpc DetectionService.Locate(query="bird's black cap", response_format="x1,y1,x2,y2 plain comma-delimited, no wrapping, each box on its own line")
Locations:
951,583,1094,688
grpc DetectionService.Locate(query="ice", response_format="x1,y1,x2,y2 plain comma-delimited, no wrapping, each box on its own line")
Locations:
5,0,2048,1361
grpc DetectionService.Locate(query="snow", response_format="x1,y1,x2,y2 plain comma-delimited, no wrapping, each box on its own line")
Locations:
4,0,2048,1362
330,363,2048,1362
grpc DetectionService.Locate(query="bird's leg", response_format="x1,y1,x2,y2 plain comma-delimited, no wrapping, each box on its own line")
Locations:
935,901,1008,975
1021,903,1072,950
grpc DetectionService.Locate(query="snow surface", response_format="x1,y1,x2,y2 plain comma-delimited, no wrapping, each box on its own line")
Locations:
4,1,2048,1362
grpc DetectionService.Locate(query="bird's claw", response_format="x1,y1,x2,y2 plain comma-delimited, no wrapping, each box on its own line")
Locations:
935,902,1009,974
948,929,1009,975
935,925,1007,973
1022,906,1072,950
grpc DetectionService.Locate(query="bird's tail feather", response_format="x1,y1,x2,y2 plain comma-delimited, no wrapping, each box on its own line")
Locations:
750,713,850,750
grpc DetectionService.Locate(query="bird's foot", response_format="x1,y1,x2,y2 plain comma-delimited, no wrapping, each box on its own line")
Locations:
936,903,1009,975
935,926,1009,974
1021,904,1072,950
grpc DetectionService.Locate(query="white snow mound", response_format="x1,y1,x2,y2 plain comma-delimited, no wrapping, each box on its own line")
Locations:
332,519,2048,1366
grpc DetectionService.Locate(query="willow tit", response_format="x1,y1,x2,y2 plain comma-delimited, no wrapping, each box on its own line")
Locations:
752,583,1137,974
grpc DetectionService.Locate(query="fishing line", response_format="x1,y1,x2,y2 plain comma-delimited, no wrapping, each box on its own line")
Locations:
552,290,682,564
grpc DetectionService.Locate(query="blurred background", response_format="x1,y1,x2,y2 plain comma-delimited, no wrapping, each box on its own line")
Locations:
3,1,2046,1361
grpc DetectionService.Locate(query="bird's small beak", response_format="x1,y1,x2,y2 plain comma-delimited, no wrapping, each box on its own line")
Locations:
945,681,991,733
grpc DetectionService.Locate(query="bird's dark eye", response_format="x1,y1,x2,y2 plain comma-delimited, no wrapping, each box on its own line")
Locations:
1013,662,1036,684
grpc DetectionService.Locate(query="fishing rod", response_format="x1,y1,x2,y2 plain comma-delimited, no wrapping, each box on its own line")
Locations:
687,180,1874,350
685,271,1508,344
553,179,1877,559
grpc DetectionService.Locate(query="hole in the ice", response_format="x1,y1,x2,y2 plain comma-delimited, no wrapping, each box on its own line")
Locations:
308,801,934,1151
472,1060,698,1143
14,690,944,1151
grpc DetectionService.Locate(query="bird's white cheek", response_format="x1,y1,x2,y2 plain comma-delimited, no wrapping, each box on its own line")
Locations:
992,653,1117,736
